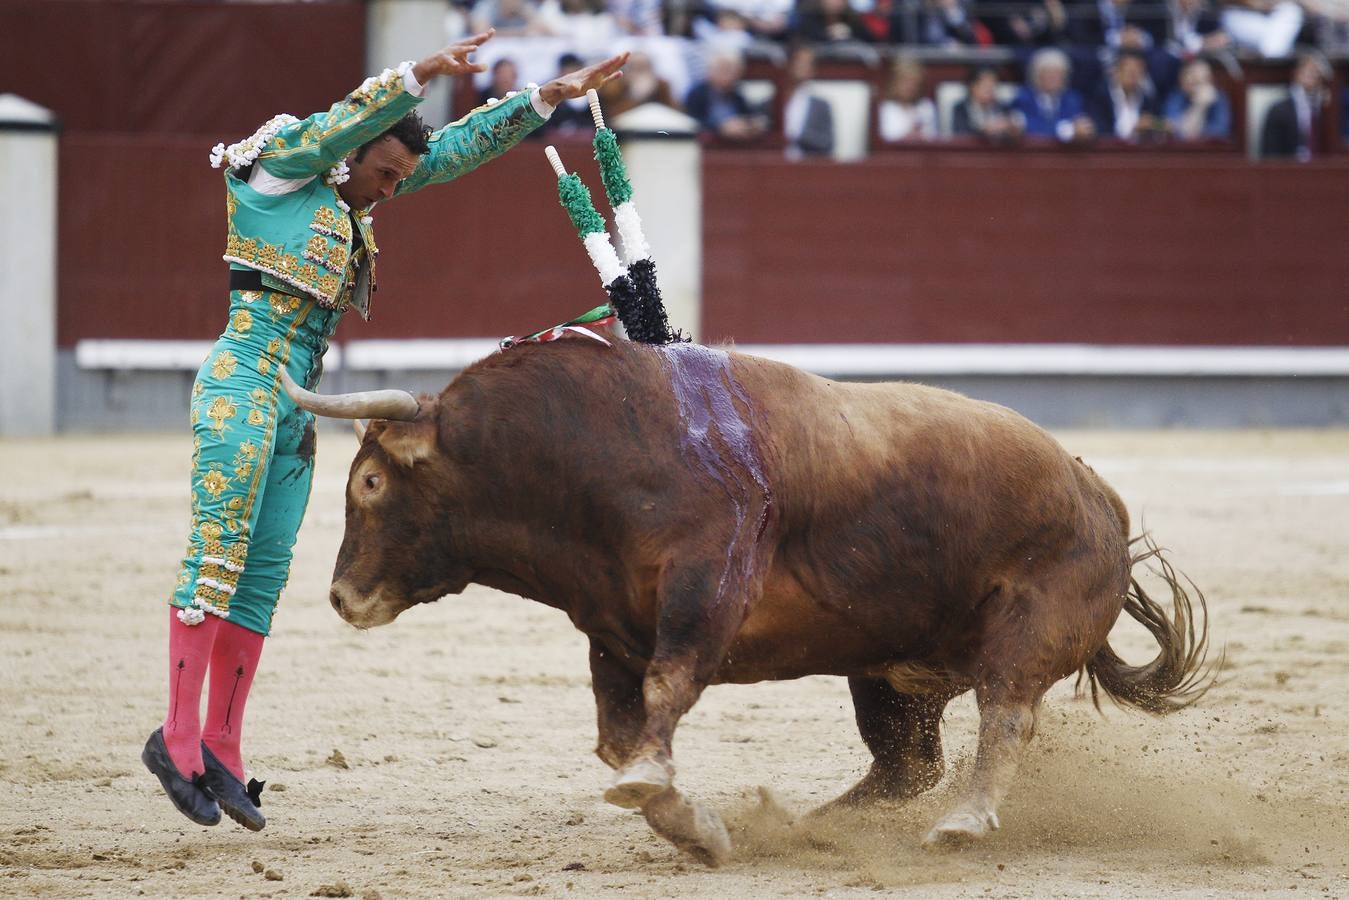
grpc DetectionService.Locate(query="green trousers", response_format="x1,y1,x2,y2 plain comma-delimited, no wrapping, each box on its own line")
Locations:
170,288,342,635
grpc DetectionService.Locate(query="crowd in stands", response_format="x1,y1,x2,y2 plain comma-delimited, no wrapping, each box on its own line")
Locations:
450,0,1346,158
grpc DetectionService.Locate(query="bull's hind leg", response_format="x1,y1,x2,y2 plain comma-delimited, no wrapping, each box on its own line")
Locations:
923,681,1041,847
816,678,959,813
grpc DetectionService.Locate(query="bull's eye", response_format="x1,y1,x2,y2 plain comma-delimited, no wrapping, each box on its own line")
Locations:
364,473,380,491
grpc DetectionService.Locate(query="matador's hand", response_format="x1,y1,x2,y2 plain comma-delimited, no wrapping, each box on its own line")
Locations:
539,53,630,109
411,31,494,84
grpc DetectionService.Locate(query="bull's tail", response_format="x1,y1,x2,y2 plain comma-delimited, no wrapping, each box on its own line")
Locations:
1078,535,1220,714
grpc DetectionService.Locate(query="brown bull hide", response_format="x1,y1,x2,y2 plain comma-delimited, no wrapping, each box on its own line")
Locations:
321,340,1214,866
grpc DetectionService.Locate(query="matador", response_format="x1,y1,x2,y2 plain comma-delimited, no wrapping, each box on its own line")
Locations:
142,32,627,830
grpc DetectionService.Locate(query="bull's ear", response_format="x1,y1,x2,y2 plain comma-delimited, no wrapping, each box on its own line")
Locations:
376,414,438,468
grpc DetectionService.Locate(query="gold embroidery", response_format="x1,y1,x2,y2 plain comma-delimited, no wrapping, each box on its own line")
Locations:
224,494,244,534
201,467,232,499
226,222,352,307
206,395,237,436
247,409,265,426
230,309,254,336
258,356,271,376
210,350,238,380
249,387,269,405
326,243,349,272
267,338,283,355
268,291,300,321
239,290,262,304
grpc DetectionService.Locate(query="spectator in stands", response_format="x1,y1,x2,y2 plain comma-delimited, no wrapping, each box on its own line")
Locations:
480,58,521,106
1013,48,1095,142
782,43,836,158
1089,48,1163,140
1261,50,1333,160
544,0,620,46
1221,0,1305,57
609,0,664,35
952,67,1025,140
699,0,793,40
877,56,938,142
992,0,1069,47
1067,0,1167,49
792,0,873,42
470,0,552,36
1162,57,1231,139
916,0,985,46
596,51,678,117
889,0,986,45
1166,0,1230,55
1306,0,1349,55
686,48,769,141
691,7,759,55
540,52,599,133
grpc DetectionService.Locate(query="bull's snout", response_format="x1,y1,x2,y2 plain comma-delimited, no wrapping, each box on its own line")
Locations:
327,579,402,629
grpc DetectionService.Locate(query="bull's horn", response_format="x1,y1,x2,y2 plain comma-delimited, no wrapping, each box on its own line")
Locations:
280,368,420,421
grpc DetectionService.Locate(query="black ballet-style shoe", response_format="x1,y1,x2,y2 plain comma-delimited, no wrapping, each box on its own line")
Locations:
199,742,266,831
141,728,221,826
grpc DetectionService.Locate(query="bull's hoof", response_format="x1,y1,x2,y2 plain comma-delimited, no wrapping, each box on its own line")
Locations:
922,806,1000,849
642,790,732,868
604,757,671,810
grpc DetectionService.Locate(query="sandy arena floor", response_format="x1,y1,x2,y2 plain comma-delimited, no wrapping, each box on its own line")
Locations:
2,429,1347,898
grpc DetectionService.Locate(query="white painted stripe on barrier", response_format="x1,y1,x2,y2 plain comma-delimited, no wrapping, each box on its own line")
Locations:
74,340,1349,377
74,340,342,371
343,339,500,371
734,344,1349,377
344,341,1349,377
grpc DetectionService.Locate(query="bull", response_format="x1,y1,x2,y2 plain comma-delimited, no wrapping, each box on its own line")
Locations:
281,339,1212,866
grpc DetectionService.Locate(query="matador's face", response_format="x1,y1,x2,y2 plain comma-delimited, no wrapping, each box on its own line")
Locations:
339,136,421,212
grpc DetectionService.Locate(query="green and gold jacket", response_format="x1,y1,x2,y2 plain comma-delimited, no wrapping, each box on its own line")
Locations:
213,62,547,318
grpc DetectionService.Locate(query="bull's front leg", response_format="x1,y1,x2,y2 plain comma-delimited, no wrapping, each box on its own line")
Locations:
588,637,645,770
603,561,747,867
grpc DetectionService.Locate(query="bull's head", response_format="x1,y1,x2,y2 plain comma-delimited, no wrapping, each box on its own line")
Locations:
281,370,476,629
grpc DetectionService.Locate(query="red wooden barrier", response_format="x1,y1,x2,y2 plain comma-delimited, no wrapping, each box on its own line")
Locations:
701,149,1349,346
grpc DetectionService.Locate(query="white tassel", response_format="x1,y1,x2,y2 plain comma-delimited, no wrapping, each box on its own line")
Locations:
177,606,206,626
582,231,625,286
611,202,652,266
325,159,350,185
210,114,297,171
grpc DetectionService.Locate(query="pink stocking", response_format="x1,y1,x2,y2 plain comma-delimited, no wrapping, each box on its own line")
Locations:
201,619,265,781
163,608,221,777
